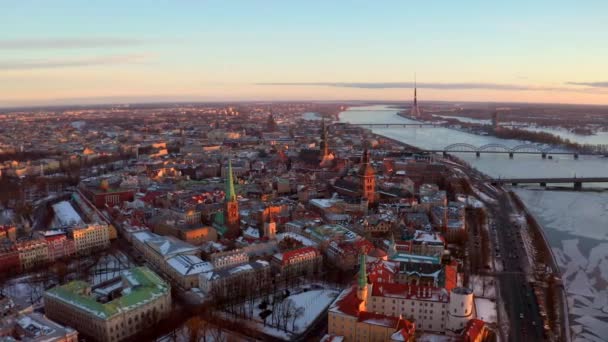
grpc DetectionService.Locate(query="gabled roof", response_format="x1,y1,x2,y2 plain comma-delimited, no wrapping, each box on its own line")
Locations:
329,286,361,317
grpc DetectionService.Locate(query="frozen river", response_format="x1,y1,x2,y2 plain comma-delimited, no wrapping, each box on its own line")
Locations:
340,105,608,341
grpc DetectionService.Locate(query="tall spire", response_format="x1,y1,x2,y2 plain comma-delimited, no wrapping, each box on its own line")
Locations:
410,73,421,118
320,118,328,155
414,73,417,107
225,159,236,202
358,253,367,289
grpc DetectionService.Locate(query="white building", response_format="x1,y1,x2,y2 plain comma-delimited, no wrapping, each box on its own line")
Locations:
132,231,212,289
328,255,476,339
209,249,249,270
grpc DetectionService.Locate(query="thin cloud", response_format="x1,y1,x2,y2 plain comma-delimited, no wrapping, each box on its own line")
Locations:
0,54,150,70
257,81,568,91
567,81,608,88
0,38,148,50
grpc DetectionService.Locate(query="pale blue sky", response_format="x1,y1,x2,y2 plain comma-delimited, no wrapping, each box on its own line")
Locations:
1,0,607,106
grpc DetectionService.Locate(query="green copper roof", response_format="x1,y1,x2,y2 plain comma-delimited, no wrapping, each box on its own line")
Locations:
212,212,227,236
225,159,236,202
358,253,367,288
45,267,169,320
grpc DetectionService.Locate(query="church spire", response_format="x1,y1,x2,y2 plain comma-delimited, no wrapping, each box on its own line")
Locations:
357,252,369,302
225,159,236,202
223,159,240,238
320,118,329,156
358,253,367,289
359,147,376,205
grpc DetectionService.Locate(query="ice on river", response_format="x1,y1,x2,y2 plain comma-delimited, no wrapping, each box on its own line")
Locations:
514,189,608,342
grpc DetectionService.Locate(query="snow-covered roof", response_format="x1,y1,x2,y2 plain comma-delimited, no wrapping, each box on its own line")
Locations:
52,201,84,227
133,231,198,258
166,254,213,276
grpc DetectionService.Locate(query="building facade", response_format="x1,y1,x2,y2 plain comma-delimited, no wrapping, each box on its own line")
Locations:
16,240,49,271
44,267,171,342
271,246,322,278
70,224,110,254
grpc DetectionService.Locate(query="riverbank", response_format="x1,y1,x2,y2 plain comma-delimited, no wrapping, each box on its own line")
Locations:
340,115,570,341
509,191,571,342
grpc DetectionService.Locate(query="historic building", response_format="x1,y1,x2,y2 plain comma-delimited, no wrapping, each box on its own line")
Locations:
44,267,171,342
213,160,240,238
70,224,110,254
359,148,376,206
328,254,478,340
16,239,49,271
132,231,211,290
271,246,322,278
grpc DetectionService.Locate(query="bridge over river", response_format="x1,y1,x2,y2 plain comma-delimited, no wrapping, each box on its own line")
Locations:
421,143,604,159
487,177,608,190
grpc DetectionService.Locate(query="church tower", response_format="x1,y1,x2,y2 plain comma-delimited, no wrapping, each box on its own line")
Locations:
263,212,277,240
320,119,330,157
319,118,334,167
224,160,240,238
359,148,376,205
357,253,369,303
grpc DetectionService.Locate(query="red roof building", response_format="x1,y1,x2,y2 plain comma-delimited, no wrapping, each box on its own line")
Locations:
272,246,322,278
462,319,488,342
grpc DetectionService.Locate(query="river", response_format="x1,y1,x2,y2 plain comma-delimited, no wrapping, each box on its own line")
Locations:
339,105,608,341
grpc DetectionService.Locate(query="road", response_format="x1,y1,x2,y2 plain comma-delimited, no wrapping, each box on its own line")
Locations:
445,155,548,341
488,192,546,341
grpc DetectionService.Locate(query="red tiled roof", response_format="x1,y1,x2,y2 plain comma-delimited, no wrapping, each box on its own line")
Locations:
463,319,485,341
331,286,362,317
141,191,163,204
281,246,320,266
444,263,458,291
367,260,397,284
396,320,416,340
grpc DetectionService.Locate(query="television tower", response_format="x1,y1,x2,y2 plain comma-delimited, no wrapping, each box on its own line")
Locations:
410,74,421,118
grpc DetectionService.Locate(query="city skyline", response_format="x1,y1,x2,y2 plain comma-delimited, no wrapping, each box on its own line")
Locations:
2,0,608,106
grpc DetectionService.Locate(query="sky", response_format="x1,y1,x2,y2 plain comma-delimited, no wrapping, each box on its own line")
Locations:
1,0,608,107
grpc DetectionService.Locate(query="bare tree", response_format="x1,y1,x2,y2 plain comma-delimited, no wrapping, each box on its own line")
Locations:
291,306,305,332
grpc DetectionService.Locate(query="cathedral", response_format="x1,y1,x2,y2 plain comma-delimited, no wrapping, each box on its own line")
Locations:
213,160,241,239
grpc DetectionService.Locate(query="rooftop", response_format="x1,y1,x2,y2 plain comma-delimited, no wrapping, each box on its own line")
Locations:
45,266,169,320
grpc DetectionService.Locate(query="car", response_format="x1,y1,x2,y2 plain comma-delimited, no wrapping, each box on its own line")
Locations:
532,321,537,326
520,313,524,319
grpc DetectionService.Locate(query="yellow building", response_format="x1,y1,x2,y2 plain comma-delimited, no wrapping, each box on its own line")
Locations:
70,224,110,254
16,239,49,270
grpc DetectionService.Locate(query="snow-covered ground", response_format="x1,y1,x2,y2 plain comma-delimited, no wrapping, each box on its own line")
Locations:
514,189,608,342
470,275,497,299
475,298,498,323
255,289,338,336
230,287,339,340
89,252,135,285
